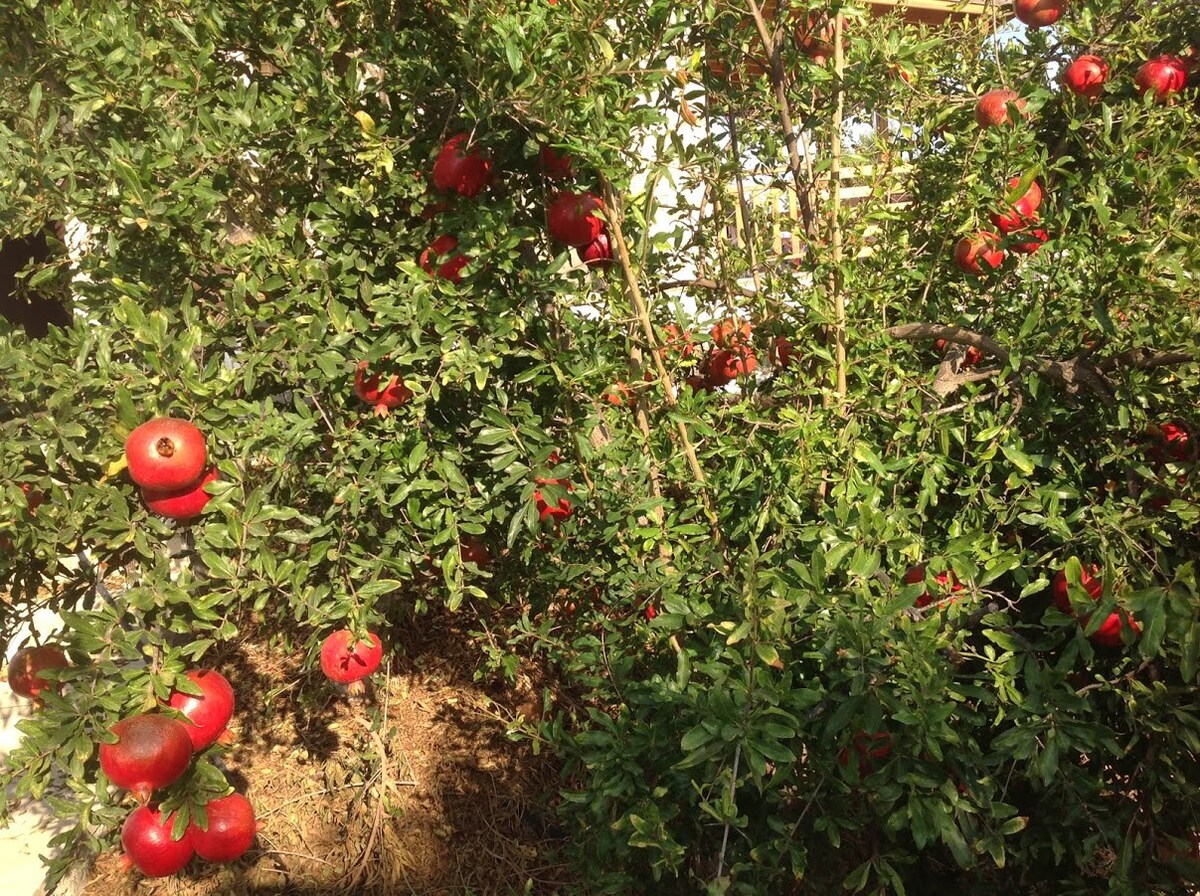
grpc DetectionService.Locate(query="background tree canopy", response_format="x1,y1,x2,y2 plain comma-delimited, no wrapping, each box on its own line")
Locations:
0,0,1197,893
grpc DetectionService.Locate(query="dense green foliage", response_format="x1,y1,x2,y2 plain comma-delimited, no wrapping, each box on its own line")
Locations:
1,0,1198,893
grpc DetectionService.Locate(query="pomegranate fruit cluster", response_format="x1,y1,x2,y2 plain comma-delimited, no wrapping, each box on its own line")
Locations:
103,667,258,877
125,418,217,521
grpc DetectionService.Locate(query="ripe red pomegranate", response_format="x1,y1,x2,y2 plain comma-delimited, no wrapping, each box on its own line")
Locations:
579,233,613,267
1135,56,1188,103
954,232,1005,275
1009,227,1048,254
459,535,492,567
704,346,758,387
990,176,1043,234
539,145,574,181
838,730,893,777
431,133,492,197
100,714,195,803
354,360,413,417
122,806,194,878
166,669,235,752
934,340,983,367
546,191,606,247
1051,566,1140,646
320,630,383,690
534,473,574,522
125,419,207,492
603,382,634,407
19,483,45,514
902,564,964,608
1013,0,1064,28
769,335,796,368
710,317,752,350
190,792,257,863
1063,55,1109,100
1147,421,1194,466
7,645,69,700
974,89,1025,128
419,234,469,283
141,466,219,521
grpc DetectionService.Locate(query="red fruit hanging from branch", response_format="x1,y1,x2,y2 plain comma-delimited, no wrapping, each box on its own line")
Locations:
431,133,493,197
354,360,413,417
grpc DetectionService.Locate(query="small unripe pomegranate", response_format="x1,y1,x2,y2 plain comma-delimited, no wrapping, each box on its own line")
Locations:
141,466,219,521
122,806,194,878
320,630,383,693
190,792,257,863
125,419,207,492
100,714,195,803
7,645,69,700
166,669,235,752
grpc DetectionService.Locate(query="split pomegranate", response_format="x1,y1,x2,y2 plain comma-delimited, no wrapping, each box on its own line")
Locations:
141,466,219,521
122,806,194,878
320,629,383,689
100,714,195,803
125,418,207,492
190,792,257,863
7,644,69,700
166,669,235,752
354,360,413,417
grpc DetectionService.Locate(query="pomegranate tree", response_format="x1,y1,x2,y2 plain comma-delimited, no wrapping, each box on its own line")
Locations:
190,792,257,863
99,714,194,802
124,418,207,492
121,806,194,878
166,669,235,751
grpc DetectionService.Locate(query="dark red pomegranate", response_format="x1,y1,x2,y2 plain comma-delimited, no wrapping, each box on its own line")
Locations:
320,630,383,690
579,233,613,267
141,466,218,521
539,144,574,181
100,714,195,803
1050,564,1103,614
459,535,492,568
122,806,194,878
7,644,69,700
125,418,207,492
166,669,235,751
838,730,893,777
546,191,606,247
190,792,257,863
